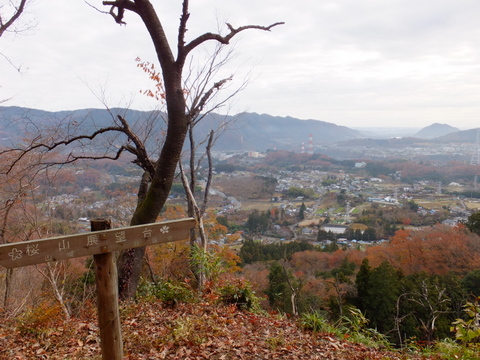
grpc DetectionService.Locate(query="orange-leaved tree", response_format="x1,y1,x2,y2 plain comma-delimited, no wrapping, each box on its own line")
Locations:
368,225,480,275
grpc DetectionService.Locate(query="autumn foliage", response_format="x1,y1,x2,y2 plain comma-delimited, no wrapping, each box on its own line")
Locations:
367,224,480,275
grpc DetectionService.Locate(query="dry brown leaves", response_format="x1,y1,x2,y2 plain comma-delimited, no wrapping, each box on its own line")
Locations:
0,301,422,360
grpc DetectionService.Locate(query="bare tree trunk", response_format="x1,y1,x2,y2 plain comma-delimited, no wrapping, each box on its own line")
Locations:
36,262,71,319
3,268,12,311
183,128,216,289
1,197,19,311
201,131,215,214
117,247,147,300
282,263,298,316
180,162,208,288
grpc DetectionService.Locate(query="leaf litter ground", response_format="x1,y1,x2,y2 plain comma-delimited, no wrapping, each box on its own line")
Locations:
0,301,429,359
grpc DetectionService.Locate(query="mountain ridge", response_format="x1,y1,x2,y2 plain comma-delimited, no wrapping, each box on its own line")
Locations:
1,106,477,151
0,107,364,151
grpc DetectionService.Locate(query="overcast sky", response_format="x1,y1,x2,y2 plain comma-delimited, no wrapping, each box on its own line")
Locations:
2,0,480,129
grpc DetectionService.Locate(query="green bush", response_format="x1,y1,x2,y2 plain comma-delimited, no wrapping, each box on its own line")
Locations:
451,297,480,344
299,311,339,335
190,244,225,283
217,278,261,311
426,339,480,360
137,278,195,305
340,306,391,349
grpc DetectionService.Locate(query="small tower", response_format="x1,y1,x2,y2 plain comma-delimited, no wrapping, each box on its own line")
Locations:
308,134,314,155
470,129,480,165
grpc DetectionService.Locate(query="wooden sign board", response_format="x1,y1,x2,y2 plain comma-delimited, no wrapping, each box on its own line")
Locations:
0,218,196,269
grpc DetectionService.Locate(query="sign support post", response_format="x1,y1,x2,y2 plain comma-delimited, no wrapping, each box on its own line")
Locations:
91,219,123,360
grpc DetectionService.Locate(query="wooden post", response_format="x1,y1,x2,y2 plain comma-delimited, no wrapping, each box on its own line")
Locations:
91,219,124,360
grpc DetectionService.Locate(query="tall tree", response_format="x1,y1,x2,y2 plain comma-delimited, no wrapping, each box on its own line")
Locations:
98,1,281,299
298,202,306,220
355,260,401,333
2,0,282,299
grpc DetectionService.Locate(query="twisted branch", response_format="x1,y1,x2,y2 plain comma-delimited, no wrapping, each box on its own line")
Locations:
183,22,284,59
102,0,137,24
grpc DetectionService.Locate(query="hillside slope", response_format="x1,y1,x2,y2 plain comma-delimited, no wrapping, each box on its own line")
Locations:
0,301,421,359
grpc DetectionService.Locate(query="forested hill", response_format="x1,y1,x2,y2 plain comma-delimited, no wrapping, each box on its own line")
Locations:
0,106,364,151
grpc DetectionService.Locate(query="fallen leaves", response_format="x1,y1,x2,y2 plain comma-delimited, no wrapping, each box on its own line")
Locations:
0,301,425,359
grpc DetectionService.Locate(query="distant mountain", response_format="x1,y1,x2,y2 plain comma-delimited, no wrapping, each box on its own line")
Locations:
433,128,480,143
333,136,425,148
414,123,460,139
0,107,365,151
205,112,364,151
352,127,421,139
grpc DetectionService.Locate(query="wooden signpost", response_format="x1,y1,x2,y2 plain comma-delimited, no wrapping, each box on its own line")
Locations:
0,217,196,360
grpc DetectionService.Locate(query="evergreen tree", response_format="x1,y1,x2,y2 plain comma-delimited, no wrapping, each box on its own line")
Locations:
239,239,265,264
354,258,371,311
265,261,294,314
354,229,363,240
466,212,480,235
322,239,339,253
239,239,315,264
462,269,480,297
245,210,270,234
363,227,377,241
355,260,401,334
345,228,355,240
365,262,401,333
298,202,306,220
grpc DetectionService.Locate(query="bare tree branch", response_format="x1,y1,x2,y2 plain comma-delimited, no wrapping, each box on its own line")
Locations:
183,21,284,59
1,125,126,174
179,161,207,249
187,77,232,122
0,52,22,72
102,0,137,24
200,130,214,214
177,0,190,57
116,115,155,175
0,0,28,38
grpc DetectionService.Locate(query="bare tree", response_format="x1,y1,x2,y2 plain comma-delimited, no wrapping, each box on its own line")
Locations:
179,44,247,288
2,0,283,299
35,262,72,319
408,280,451,344
107,1,282,299
0,159,39,311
